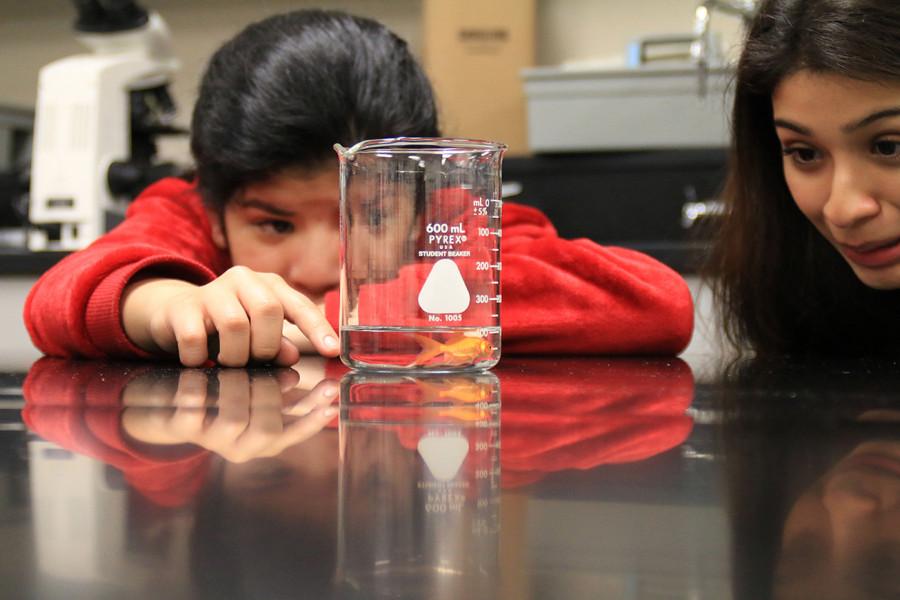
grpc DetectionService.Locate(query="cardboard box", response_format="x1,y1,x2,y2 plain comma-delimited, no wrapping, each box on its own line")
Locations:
422,0,535,156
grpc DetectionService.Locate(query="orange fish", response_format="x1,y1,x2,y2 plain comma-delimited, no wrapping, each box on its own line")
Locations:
412,377,495,404
409,333,494,367
436,406,495,422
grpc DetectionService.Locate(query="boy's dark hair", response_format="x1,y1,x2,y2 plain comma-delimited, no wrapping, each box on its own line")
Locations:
190,9,440,210
706,0,900,356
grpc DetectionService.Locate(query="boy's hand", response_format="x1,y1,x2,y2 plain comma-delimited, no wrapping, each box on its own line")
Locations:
122,266,339,367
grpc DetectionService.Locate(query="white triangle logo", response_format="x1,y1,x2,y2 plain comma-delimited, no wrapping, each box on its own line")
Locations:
418,259,470,314
417,435,470,481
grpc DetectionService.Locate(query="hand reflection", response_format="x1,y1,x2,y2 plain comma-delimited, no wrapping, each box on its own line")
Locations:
22,357,340,487
121,368,338,463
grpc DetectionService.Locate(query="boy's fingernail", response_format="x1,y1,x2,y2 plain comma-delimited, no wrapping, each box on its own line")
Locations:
322,383,338,398
322,406,338,418
323,335,338,349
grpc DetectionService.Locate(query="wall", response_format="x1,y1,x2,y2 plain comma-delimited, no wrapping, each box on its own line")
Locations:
0,0,746,118
537,0,744,67
0,0,422,161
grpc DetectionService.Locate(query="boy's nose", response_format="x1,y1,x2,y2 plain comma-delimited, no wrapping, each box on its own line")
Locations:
287,225,340,299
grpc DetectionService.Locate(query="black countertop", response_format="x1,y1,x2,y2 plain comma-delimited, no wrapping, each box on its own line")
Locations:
1,356,898,599
0,248,67,276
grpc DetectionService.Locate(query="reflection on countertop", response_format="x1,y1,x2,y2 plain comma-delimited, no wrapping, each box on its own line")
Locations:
3,355,899,599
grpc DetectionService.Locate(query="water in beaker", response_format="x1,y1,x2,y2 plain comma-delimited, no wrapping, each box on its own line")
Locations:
335,138,506,371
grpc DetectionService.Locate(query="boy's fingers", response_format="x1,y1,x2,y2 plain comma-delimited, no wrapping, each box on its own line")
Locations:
173,370,209,408
170,303,212,367
202,371,251,452
274,366,302,392
166,371,211,439
232,377,285,456
283,379,338,416
234,281,286,362
276,405,338,451
206,294,251,366
273,336,301,367
267,278,339,357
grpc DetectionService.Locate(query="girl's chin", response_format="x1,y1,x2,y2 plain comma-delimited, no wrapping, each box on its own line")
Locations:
847,262,900,290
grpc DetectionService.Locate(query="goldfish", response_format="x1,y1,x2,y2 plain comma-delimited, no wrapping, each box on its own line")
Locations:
411,377,495,404
436,405,496,422
408,333,494,368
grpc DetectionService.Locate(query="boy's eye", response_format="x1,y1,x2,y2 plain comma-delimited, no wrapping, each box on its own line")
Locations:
872,140,900,158
258,220,294,234
368,209,387,228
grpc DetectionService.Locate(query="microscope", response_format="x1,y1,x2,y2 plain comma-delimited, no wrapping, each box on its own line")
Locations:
28,0,183,251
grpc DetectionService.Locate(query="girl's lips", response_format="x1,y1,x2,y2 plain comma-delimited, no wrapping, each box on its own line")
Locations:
839,236,900,268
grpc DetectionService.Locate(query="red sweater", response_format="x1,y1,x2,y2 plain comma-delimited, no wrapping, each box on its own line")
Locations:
23,178,693,358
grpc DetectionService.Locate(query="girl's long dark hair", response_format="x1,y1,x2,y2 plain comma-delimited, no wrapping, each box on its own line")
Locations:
708,0,900,356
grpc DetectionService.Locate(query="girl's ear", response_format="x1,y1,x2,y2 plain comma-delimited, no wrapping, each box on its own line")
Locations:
206,207,228,250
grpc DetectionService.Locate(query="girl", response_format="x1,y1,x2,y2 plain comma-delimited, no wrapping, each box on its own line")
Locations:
708,0,900,356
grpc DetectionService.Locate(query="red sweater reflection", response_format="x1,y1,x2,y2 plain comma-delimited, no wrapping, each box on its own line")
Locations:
22,359,210,507
22,357,693,505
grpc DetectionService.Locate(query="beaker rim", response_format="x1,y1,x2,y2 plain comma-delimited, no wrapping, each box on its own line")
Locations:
337,137,508,157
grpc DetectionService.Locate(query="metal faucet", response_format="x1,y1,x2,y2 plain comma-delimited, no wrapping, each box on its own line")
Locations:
690,0,758,96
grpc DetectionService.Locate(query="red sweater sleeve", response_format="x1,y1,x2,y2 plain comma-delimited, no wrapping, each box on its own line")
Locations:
498,203,694,355
24,178,229,359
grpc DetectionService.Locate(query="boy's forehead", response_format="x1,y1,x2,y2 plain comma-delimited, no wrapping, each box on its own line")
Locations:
235,168,340,210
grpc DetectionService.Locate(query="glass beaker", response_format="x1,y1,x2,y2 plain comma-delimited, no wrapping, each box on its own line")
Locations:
336,372,501,599
335,138,506,372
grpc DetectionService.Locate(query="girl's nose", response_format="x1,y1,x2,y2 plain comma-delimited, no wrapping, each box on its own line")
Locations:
823,163,881,229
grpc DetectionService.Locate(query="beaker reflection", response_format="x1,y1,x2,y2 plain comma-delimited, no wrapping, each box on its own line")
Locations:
336,372,500,599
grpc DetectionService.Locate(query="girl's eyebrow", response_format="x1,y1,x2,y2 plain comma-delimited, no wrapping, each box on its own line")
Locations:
843,106,900,132
773,118,811,136
235,198,295,217
773,107,900,137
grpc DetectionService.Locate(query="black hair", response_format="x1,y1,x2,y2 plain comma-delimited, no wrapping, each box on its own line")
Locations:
706,0,900,356
190,9,440,210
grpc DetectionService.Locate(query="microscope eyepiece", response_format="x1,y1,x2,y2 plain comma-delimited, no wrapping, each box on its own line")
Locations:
72,0,149,34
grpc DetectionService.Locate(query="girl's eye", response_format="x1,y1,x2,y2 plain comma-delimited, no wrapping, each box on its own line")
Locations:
872,140,900,158
782,146,820,165
258,220,294,234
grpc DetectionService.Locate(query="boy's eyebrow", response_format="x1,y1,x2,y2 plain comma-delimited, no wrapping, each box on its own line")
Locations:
843,106,900,132
235,198,296,217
